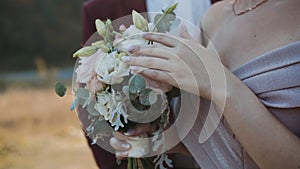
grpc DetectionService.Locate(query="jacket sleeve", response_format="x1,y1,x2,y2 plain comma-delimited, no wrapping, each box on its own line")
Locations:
85,135,127,169
81,3,96,45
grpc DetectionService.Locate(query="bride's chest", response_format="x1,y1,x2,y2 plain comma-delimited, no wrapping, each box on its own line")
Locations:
207,14,296,71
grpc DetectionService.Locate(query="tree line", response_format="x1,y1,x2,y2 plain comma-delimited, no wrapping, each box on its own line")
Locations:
0,0,85,72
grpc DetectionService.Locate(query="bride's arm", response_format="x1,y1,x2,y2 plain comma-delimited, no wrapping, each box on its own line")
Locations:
122,32,300,169
222,70,300,169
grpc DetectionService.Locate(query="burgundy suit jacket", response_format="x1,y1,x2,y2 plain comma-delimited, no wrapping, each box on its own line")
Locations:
82,0,147,45
81,0,220,168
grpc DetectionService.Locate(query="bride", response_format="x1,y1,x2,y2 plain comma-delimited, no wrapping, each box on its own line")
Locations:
110,0,300,168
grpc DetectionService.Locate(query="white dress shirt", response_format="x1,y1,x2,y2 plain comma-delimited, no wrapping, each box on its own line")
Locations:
146,0,211,27
145,1,212,168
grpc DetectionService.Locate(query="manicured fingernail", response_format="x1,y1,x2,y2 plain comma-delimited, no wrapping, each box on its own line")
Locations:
130,66,140,71
121,143,130,149
127,45,137,52
124,129,136,136
119,25,126,31
121,56,130,62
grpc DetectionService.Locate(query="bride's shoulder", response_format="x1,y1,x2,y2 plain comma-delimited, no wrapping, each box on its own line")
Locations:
201,0,233,37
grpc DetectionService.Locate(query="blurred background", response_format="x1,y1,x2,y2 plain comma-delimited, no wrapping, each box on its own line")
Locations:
0,0,98,168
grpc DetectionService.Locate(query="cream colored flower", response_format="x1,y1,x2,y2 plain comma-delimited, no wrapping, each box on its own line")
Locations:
123,25,143,37
114,25,145,52
94,51,130,84
132,10,149,32
75,49,103,83
92,40,110,53
95,19,106,38
73,46,98,58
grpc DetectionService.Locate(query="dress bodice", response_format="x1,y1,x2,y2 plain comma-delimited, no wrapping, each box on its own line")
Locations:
232,41,300,137
182,41,300,169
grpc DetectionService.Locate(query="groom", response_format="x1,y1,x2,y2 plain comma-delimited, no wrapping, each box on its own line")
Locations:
81,0,221,168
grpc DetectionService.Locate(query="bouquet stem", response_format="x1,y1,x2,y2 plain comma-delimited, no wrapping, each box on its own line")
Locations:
127,157,155,169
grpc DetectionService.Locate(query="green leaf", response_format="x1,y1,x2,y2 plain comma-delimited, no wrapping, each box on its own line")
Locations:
139,89,157,106
70,97,78,111
152,3,178,33
55,82,66,97
75,88,90,100
129,75,146,94
92,118,111,134
154,14,176,32
87,100,99,116
130,98,150,111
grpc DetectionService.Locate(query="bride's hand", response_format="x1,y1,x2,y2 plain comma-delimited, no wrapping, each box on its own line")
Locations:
110,123,191,160
110,123,155,160
121,31,225,100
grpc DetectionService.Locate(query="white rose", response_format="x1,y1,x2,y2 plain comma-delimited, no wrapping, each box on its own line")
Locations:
94,51,130,84
123,25,143,37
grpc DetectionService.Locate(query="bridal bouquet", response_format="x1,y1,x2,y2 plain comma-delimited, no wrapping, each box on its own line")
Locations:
57,3,180,169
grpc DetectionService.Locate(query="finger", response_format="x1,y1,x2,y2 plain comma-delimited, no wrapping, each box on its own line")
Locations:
113,132,139,141
144,76,172,92
124,123,152,137
122,56,170,71
116,151,129,160
119,24,127,32
131,67,176,88
142,32,179,47
126,41,172,56
179,24,194,41
110,137,131,151
134,47,175,60
144,76,161,88
141,69,175,86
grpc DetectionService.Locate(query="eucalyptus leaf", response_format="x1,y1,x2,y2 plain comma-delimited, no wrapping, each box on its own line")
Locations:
128,75,146,94
87,99,99,116
154,13,176,33
55,82,66,97
131,98,150,111
70,97,79,111
152,2,177,33
75,87,90,100
93,118,111,134
139,89,157,106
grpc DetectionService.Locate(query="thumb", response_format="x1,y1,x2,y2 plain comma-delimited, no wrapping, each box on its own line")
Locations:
124,123,152,137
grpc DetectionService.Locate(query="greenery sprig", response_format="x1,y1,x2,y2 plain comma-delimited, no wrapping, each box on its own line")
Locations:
152,2,178,33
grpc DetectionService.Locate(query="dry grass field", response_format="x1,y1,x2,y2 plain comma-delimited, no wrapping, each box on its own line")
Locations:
0,88,98,169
